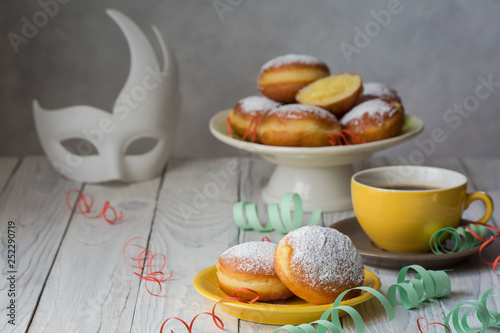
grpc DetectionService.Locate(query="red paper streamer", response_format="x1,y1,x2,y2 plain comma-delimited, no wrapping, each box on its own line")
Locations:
417,317,451,332
226,116,259,143
327,129,366,146
123,237,172,296
159,288,259,333
66,189,123,224
466,222,500,276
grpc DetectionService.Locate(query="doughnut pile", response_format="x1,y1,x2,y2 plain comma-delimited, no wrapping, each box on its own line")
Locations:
226,53,406,147
216,226,365,305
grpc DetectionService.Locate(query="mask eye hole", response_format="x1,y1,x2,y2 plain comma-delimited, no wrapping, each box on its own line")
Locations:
60,138,98,156
125,137,159,155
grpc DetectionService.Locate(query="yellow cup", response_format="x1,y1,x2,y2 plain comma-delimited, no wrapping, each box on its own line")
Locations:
351,166,493,253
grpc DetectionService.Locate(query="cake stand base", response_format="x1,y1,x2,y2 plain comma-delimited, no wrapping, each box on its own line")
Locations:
261,164,354,212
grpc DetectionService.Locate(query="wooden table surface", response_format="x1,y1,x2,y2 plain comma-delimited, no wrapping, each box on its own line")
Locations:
0,155,499,333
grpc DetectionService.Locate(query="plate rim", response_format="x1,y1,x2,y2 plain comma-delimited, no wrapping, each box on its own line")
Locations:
192,265,381,313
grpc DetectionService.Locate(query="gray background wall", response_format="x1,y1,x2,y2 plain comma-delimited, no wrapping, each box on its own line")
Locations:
1,0,499,160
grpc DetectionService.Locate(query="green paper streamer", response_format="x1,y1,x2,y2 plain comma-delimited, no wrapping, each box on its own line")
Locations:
274,265,446,333
445,287,500,333
387,264,451,309
233,193,321,234
430,224,489,254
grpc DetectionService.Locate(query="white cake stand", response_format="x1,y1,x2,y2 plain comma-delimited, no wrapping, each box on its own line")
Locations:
209,110,424,212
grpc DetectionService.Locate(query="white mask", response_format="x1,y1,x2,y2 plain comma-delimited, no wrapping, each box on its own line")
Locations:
33,9,180,183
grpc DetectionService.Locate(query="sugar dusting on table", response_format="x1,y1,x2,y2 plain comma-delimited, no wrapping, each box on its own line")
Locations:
340,99,397,126
260,54,324,72
287,226,364,289
220,242,277,275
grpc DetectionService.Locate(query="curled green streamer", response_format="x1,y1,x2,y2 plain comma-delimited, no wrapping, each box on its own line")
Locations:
387,264,451,309
274,265,450,333
445,287,500,333
430,224,489,254
233,193,321,234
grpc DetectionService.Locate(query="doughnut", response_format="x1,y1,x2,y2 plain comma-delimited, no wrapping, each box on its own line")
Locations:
216,241,294,301
295,73,363,117
228,96,281,140
258,104,341,147
274,226,364,305
355,82,401,105
258,54,330,103
340,98,404,143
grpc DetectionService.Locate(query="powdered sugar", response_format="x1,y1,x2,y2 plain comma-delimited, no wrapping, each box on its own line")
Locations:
340,99,397,126
361,82,398,99
267,104,336,120
286,226,364,289
237,96,280,115
219,242,277,275
260,54,325,72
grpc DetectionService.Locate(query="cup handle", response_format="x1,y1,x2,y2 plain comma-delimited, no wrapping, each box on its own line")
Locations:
464,191,494,223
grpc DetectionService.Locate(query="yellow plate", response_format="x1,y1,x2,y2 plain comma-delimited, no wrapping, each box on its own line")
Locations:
192,265,381,325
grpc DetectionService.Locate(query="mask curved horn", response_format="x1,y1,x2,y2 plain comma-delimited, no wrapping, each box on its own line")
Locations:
152,26,178,92
106,9,169,111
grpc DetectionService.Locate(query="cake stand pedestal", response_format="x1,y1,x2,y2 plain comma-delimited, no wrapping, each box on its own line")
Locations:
261,164,353,211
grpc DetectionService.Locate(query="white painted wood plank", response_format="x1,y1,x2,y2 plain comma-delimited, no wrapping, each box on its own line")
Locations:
238,156,286,332
0,157,19,194
0,156,81,333
240,155,287,245
131,158,240,333
28,171,162,332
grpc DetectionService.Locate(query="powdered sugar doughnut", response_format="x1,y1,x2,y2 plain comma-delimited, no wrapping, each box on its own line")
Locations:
274,226,364,305
356,82,401,105
340,98,404,143
258,104,341,147
216,242,294,301
228,96,281,140
258,54,330,103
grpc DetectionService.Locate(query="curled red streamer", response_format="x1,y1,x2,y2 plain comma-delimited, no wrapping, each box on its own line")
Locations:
417,317,450,332
123,237,172,296
466,222,500,276
226,116,259,143
66,189,123,224
327,129,366,146
159,288,259,333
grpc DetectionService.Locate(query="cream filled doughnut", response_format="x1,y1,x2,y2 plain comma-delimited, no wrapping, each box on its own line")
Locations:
295,73,363,117
228,95,281,140
340,98,404,143
216,241,294,301
274,226,364,305
258,104,341,147
258,54,330,103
